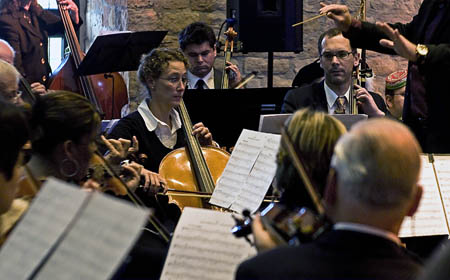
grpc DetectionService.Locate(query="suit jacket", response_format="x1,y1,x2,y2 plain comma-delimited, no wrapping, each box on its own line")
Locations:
236,230,423,280
0,5,75,85
281,81,387,115
342,0,450,152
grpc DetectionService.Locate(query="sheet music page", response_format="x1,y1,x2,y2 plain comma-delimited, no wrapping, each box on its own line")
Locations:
209,129,266,208
0,178,149,280
432,155,450,226
399,155,448,237
160,207,256,280
231,133,281,213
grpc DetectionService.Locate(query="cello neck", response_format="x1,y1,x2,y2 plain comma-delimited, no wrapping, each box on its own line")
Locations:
221,27,237,89
178,99,216,194
57,3,104,116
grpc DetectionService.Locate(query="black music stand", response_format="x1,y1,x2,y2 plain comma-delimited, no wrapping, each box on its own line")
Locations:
77,31,167,75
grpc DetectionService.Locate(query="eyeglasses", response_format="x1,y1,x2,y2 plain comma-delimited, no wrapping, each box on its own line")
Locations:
160,76,188,86
321,51,354,60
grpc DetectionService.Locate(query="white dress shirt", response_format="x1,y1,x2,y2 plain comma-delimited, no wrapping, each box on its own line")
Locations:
334,222,402,246
137,99,182,149
187,68,215,89
324,82,351,114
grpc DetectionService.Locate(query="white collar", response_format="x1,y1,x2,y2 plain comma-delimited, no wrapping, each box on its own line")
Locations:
334,222,402,246
137,99,181,133
187,68,214,89
324,82,351,111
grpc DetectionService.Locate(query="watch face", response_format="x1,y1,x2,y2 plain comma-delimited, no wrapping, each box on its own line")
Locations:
417,44,428,56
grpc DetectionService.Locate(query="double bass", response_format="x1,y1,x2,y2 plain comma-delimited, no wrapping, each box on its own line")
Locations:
48,2,128,120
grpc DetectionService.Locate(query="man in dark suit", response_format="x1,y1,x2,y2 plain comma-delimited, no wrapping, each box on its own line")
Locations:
0,0,79,89
282,28,387,117
236,118,424,280
178,22,241,89
320,1,450,152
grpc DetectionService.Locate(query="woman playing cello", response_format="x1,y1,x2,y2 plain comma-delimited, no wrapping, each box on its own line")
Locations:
108,48,215,172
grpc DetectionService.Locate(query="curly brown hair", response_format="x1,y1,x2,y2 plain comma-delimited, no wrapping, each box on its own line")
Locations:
137,48,188,95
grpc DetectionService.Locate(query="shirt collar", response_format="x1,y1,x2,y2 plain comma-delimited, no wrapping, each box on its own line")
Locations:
187,68,214,89
334,222,402,246
137,99,181,133
324,82,351,110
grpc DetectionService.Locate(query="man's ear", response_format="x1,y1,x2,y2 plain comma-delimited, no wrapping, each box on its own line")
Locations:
406,184,423,217
353,51,360,68
324,168,338,207
385,95,394,109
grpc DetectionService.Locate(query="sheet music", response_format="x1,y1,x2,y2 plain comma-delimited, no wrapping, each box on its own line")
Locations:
0,178,149,280
209,129,280,212
160,207,256,280
231,133,280,213
433,155,450,227
399,155,448,237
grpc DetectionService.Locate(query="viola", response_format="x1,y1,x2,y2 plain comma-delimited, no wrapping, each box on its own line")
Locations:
48,2,128,120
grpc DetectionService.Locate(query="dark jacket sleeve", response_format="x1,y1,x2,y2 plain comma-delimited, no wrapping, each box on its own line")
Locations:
281,89,299,113
0,16,24,74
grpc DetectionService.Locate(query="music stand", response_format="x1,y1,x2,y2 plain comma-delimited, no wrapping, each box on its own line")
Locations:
77,31,167,75
258,114,292,134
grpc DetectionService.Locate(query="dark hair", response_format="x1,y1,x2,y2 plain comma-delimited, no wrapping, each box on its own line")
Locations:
0,100,29,180
30,91,100,155
178,22,216,50
317,28,354,55
137,48,188,94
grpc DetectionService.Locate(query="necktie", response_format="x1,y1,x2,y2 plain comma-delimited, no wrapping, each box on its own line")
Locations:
195,79,206,90
334,96,346,114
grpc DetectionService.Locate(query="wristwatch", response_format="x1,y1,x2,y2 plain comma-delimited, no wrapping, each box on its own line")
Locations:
415,44,428,65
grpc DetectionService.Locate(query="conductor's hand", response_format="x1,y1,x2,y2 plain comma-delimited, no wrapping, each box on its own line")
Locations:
192,122,213,146
319,3,352,32
57,0,79,24
354,85,385,117
252,214,279,253
377,22,418,62
226,61,242,88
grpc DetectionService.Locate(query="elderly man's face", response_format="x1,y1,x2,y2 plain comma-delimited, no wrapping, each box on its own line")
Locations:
1,72,21,105
0,45,14,65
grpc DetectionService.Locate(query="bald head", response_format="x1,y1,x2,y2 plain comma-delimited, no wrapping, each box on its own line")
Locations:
0,40,15,65
332,118,421,209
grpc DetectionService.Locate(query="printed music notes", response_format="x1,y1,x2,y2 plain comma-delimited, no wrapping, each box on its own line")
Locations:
160,207,256,280
0,178,149,279
399,154,450,237
209,129,281,213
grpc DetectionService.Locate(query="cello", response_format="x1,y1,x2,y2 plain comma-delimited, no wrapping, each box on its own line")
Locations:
159,99,230,211
48,1,128,120
220,25,238,89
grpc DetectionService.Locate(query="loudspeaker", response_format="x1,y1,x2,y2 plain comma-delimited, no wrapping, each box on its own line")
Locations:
227,0,303,53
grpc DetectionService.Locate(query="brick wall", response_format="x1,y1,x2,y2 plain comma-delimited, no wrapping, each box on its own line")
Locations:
84,0,421,112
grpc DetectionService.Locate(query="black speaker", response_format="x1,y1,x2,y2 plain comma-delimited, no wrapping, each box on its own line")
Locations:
227,0,303,53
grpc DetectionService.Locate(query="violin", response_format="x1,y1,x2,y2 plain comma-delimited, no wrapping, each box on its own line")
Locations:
86,151,171,242
232,127,330,245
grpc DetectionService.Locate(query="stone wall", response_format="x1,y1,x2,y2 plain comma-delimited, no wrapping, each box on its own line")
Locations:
85,0,421,112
